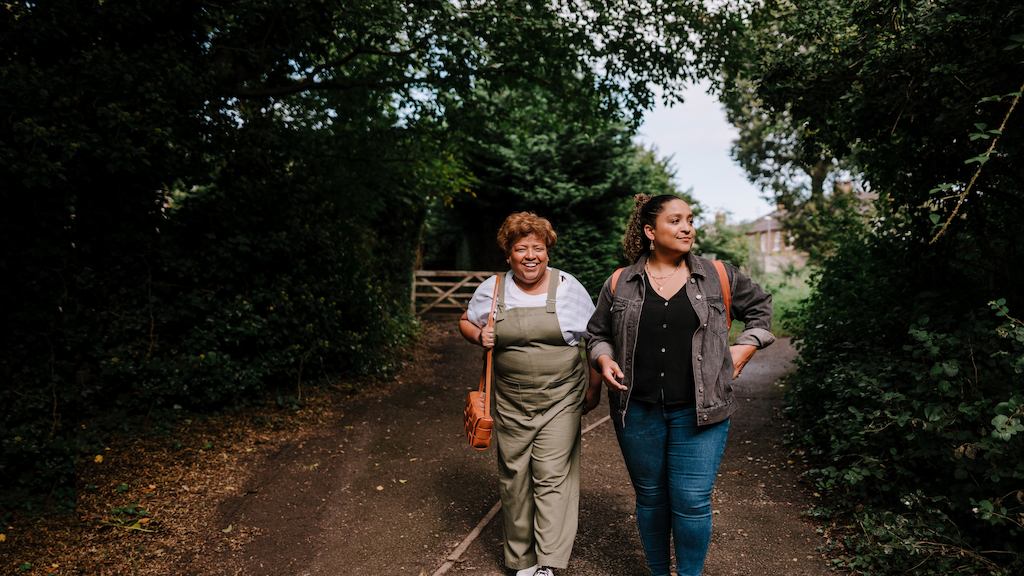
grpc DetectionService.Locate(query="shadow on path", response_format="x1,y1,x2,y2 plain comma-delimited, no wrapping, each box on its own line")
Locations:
187,321,835,576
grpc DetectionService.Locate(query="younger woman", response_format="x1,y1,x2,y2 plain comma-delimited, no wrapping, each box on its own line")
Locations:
586,194,774,576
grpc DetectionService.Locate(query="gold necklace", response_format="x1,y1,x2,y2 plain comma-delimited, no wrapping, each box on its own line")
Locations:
647,261,688,293
648,273,667,292
645,263,682,292
645,261,682,280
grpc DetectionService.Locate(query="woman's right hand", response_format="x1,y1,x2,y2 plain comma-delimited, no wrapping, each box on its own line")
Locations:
478,325,494,349
596,355,626,391
458,311,493,349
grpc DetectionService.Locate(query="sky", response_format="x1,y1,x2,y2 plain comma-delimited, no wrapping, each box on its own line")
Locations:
635,82,774,224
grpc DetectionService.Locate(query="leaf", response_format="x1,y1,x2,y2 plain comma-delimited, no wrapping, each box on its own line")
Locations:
124,520,155,533
964,154,990,166
222,524,233,533
941,361,959,377
929,213,940,225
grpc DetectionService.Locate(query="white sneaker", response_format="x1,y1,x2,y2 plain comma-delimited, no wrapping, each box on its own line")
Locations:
535,568,555,576
515,565,539,576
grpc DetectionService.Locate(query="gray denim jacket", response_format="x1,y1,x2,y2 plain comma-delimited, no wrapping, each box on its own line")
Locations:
586,254,774,427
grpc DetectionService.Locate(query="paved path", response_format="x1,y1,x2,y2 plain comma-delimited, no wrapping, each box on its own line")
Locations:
190,320,835,575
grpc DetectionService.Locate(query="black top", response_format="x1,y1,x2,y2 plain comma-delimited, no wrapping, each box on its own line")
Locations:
631,274,699,407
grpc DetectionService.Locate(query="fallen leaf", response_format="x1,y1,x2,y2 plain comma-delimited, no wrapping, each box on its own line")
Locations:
94,455,103,463
0,533,5,543
222,524,233,533
376,485,384,491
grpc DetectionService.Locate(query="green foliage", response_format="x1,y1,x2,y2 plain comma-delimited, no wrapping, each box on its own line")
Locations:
727,268,809,340
101,502,154,532
784,236,1024,574
718,0,1024,572
779,183,872,263
1,0,730,511
421,86,696,294
821,505,1010,575
720,24,872,263
755,269,810,337
694,217,750,270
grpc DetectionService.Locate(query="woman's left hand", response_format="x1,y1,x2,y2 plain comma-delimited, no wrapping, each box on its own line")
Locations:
730,344,757,379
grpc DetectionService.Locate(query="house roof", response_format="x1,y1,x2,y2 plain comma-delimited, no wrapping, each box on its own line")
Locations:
745,211,784,234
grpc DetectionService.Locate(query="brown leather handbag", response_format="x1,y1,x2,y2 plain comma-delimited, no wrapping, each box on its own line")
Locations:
464,275,500,450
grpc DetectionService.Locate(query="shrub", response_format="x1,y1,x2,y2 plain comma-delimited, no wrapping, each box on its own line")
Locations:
786,236,1023,574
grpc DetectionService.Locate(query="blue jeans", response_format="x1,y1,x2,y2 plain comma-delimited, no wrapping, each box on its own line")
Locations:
614,403,730,576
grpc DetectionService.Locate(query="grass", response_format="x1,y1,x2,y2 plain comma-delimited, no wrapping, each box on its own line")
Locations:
729,268,811,340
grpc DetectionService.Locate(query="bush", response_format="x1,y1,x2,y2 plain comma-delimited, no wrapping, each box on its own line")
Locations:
0,124,425,512
786,235,1023,574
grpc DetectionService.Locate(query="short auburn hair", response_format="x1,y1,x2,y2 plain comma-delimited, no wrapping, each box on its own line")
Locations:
496,212,557,255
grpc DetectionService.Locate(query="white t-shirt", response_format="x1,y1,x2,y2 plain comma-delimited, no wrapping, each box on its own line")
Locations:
466,269,596,346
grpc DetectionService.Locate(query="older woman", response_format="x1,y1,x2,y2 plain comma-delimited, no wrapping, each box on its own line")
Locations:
587,194,774,576
459,212,600,576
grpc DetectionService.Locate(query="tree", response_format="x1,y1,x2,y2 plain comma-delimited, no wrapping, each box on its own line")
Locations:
1,0,734,509
716,1,1024,573
720,54,868,262
421,85,695,293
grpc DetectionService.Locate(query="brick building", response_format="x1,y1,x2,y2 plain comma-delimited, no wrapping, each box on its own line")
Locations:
745,210,806,274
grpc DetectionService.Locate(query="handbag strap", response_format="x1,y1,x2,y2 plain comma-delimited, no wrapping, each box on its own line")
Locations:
480,275,501,414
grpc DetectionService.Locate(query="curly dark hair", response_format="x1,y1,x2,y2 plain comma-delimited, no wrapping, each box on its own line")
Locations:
496,212,557,255
623,194,685,262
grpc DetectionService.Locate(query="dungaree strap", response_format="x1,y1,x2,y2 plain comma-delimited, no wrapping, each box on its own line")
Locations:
545,269,560,313
496,270,560,315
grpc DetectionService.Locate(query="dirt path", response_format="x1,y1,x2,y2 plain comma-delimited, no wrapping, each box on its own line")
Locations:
177,320,835,576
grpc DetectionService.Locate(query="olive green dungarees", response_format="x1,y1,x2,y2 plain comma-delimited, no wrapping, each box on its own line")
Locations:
493,270,588,570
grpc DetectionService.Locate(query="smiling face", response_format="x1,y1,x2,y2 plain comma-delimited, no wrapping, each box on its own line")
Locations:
644,198,695,255
507,233,549,289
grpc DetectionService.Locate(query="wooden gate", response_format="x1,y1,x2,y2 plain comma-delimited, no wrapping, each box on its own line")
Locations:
412,270,499,316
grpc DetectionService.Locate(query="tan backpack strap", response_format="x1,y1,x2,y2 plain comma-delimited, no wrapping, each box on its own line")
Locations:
609,267,624,296
711,259,732,329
